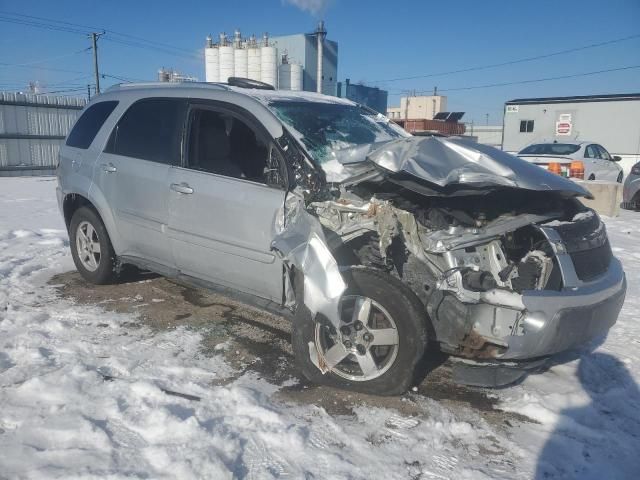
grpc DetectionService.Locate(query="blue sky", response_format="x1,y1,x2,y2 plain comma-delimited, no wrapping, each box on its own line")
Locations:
0,0,638,123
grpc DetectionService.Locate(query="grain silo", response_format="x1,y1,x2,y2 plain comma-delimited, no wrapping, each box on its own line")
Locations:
218,33,235,83
260,33,277,88
247,35,261,81
204,35,219,82
290,63,303,91
278,63,292,90
233,30,249,78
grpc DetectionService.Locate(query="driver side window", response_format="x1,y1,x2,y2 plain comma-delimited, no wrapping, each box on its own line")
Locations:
585,145,600,159
596,145,612,161
186,108,284,187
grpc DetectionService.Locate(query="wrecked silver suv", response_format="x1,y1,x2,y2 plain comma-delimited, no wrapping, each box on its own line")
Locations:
57,80,626,395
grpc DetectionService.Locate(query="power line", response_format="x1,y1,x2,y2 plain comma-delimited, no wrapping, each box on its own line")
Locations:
387,65,640,96
0,62,86,75
0,11,200,61
0,15,89,35
0,48,90,68
370,33,640,84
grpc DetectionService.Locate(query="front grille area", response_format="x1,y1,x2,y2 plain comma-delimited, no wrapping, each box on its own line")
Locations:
570,239,612,281
550,210,612,282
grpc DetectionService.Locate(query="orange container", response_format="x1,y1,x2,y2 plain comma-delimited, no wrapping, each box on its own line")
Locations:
569,160,585,179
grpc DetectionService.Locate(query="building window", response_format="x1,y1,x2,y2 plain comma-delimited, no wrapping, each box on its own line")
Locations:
519,120,534,133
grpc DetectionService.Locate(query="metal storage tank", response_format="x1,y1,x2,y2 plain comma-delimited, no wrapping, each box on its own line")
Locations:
204,46,219,82
218,45,235,83
247,46,261,81
260,41,277,88
290,63,303,91
278,64,292,90
234,47,248,78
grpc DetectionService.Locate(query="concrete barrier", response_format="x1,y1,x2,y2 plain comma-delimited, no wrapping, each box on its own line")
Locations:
574,180,622,217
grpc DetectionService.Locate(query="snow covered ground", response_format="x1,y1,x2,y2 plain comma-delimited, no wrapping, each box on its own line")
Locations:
0,176,639,479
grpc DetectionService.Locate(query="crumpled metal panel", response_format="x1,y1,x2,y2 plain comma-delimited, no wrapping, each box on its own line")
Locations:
366,136,591,198
272,191,346,328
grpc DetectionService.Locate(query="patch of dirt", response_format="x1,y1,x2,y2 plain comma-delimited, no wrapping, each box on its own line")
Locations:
50,270,533,426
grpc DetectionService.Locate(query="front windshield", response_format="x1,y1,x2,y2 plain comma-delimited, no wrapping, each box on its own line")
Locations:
519,143,581,155
268,101,407,164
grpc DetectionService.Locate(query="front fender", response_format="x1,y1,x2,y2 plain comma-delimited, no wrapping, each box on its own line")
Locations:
86,182,123,255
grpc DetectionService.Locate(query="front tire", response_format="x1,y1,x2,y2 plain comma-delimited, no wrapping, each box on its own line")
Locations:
69,206,117,284
292,267,428,395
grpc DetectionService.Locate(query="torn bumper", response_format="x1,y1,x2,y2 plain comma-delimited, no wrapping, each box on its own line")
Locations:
503,257,626,360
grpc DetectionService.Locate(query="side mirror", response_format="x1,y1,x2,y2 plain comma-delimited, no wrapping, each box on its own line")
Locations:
612,155,622,162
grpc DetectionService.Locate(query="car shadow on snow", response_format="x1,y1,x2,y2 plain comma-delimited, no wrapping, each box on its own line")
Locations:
535,351,640,479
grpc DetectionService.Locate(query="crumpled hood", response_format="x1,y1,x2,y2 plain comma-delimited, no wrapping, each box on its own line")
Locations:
365,136,592,198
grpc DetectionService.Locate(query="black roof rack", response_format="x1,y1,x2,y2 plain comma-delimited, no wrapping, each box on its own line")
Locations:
227,77,275,90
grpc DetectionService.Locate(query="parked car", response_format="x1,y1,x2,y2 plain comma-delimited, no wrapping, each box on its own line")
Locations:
517,141,624,183
622,162,640,210
57,80,626,395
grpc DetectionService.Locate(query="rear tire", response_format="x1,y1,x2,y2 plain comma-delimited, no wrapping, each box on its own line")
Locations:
292,267,428,396
69,206,117,285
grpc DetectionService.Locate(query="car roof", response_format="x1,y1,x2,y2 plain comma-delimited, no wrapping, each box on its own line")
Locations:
106,81,356,105
98,82,358,139
525,141,601,147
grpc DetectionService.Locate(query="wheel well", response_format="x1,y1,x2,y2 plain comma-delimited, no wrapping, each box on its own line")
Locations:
62,193,93,231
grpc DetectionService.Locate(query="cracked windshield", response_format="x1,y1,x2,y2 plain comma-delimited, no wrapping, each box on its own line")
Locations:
269,101,406,163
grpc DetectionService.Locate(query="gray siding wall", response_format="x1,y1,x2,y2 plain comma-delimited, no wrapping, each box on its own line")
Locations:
0,92,85,176
502,99,640,155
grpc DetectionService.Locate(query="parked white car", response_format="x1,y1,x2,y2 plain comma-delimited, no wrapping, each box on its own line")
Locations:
517,141,623,183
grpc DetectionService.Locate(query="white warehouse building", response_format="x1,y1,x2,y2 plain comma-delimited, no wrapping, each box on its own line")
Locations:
204,22,337,95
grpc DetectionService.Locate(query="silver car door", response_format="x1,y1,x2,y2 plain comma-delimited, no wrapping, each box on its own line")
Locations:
97,97,186,266
167,105,286,302
583,144,602,180
596,145,619,181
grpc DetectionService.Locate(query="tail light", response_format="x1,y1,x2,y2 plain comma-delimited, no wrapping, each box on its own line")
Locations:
547,162,570,177
569,160,585,180
548,162,562,175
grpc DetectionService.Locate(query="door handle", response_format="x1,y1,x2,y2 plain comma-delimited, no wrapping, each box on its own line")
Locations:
170,182,194,194
101,163,117,173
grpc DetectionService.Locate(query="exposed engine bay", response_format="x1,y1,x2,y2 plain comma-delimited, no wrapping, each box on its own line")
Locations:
271,134,620,372
307,182,590,360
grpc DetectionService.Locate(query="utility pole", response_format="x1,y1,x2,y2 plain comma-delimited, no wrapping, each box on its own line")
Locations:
90,32,104,94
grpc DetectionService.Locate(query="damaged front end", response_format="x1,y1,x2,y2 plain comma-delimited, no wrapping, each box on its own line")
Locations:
272,135,626,386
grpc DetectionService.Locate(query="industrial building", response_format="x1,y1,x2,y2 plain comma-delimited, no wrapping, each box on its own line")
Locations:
0,92,85,176
203,22,338,95
386,94,465,135
157,68,198,83
337,79,388,114
387,95,448,120
502,93,640,173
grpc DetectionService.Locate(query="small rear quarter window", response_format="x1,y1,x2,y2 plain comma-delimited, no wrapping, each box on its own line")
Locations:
66,101,119,149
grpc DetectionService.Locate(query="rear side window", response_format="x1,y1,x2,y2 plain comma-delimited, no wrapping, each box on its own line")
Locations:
66,101,118,149
519,143,581,155
105,98,186,165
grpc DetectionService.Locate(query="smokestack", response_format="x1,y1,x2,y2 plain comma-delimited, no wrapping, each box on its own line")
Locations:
316,20,326,94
